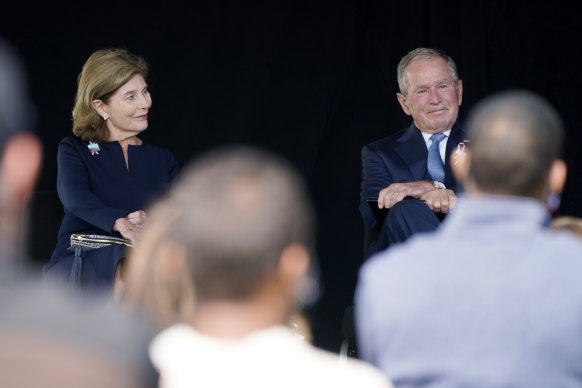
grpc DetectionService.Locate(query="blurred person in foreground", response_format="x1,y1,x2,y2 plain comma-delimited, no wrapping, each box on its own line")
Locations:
355,90,582,387
123,146,393,388
0,37,156,388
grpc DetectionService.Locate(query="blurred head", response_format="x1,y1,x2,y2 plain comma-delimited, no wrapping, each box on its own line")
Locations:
396,48,463,134
453,90,567,199
72,48,149,143
0,37,42,247
0,38,35,150
125,146,316,329
0,335,143,388
0,282,157,388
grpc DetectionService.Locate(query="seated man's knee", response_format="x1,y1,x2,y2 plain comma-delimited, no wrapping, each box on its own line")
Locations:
385,199,427,225
381,199,440,246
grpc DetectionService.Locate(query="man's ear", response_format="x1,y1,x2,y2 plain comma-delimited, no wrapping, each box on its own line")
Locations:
456,79,463,106
548,159,567,194
451,147,470,184
396,93,411,116
0,133,43,208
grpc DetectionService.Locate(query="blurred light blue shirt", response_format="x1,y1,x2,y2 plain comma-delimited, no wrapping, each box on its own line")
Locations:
356,194,582,388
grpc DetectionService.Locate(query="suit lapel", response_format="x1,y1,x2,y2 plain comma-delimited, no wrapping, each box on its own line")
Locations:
395,123,429,181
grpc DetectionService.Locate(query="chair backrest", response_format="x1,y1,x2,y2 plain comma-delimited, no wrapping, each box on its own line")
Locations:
20,189,63,267
363,225,379,260
341,304,358,357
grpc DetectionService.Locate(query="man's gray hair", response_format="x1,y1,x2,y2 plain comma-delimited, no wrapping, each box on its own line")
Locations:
397,47,459,96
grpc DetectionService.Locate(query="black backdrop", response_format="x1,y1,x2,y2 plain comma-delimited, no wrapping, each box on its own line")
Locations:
2,0,581,352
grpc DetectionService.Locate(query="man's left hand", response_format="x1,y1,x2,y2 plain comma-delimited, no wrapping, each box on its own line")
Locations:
421,189,457,213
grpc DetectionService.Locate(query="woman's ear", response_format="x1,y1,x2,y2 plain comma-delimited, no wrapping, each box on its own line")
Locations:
91,100,108,120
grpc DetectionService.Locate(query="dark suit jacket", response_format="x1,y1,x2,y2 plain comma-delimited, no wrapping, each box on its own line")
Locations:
359,121,465,230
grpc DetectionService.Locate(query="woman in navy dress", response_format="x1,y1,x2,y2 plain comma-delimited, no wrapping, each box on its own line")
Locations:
43,48,179,294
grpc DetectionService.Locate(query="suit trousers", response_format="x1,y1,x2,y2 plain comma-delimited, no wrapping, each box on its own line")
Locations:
373,199,441,256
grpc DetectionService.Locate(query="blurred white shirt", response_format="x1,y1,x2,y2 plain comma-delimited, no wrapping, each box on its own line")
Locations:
150,323,392,388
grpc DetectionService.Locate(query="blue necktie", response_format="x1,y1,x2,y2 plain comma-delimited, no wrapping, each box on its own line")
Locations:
427,133,446,182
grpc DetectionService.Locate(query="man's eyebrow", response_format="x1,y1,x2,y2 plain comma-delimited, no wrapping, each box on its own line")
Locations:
413,79,451,90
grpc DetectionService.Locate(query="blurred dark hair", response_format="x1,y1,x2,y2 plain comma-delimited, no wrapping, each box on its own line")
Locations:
465,90,564,196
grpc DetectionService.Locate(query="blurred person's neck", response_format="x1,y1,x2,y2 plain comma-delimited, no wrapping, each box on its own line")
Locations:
462,178,546,201
189,279,294,340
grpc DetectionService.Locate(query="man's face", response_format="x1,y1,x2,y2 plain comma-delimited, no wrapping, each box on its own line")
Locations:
397,57,463,134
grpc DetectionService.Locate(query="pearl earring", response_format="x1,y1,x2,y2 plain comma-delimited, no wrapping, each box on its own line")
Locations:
102,115,109,121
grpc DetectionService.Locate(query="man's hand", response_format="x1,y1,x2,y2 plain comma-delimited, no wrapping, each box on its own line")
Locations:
377,181,434,209
421,188,457,213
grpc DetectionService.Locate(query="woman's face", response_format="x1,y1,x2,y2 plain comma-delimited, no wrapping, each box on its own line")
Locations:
102,73,152,141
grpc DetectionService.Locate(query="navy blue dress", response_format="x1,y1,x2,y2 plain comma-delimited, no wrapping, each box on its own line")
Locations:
43,136,179,292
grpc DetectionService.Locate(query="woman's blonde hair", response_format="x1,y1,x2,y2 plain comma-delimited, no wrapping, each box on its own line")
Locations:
72,48,148,143
550,216,582,238
122,198,196,331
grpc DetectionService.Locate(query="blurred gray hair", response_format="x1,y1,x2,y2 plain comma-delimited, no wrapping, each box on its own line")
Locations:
0,37,35,152
169,145,316,301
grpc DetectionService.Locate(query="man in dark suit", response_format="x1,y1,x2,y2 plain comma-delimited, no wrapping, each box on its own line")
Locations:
360,47,465,257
